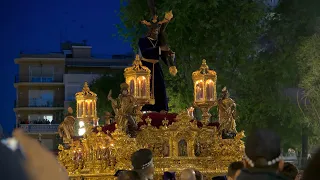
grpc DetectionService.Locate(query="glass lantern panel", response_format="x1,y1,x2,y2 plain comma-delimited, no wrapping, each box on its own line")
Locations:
206,80,215,101
137,76,147,97
87,101,92,116
195,80,204,101
129,79,135,95
78,101,83,118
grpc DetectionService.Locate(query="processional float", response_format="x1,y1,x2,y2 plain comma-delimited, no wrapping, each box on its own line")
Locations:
57,7,244,180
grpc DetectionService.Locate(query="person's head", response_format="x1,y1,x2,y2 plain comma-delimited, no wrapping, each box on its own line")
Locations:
243,129,284,171
193,169,203,180
227,161,244,180
163,171,176,180
281,162,298,180
147,24,161,40
221,87,229,99
117,170,140,180
131,148,154,179
120,83,129,95
180,169,196,180
303,148,320,180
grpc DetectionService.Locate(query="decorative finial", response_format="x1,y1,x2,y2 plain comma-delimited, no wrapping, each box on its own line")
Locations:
83,82,90,91
202,59,206,64
145,116,152,126
200,59,209,73
162,118,169,128
133,54,143,67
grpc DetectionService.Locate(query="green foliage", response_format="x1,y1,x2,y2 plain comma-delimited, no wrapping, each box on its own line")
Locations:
117,0,320,149
90,71,125,118
296,33,320,145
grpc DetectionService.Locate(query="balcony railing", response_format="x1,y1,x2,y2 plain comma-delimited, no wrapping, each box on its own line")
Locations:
14,98,64,108
14,74,63,83
19,124,59,133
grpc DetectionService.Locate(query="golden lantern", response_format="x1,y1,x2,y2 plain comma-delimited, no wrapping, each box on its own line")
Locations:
75,82,99,129
124,55,153,118
192,59,217,124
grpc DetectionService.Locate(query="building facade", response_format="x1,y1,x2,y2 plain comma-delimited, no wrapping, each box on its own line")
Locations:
14,42,133,150
63,44,132,109
14,53,65,149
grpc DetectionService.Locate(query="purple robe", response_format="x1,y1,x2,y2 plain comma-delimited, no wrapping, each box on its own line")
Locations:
138,37,175,112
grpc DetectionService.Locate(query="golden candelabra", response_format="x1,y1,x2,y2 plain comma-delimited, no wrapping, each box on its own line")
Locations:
192,59,217,124
124,54,153,121
75,82,99,135
58,111,245,179
58,59,244,180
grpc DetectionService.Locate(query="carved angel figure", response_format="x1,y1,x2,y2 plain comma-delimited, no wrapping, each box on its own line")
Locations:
217,87,237,135
107,83,138,137
58,107,76,144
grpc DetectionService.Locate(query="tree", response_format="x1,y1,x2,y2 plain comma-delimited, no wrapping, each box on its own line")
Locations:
118,0,266,111
117,0,320,150
297,32,320,146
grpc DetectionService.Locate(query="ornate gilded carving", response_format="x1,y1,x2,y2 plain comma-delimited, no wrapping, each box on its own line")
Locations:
217,87,238,136
107,83,138,137
58,59,244,179
59,111,244,179
58,107,76,144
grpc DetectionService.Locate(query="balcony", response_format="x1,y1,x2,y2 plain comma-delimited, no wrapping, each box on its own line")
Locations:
14,74,64,87
19,124,59,134
14,98,64,111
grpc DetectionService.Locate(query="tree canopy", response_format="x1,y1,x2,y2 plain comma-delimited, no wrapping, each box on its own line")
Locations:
115,0,320,149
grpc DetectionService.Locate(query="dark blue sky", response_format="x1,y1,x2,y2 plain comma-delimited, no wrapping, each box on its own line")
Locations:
0,0,132,134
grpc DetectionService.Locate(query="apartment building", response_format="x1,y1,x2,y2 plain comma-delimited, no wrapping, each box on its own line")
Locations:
62,43,132,108
14,53,65,149
13,41,133,150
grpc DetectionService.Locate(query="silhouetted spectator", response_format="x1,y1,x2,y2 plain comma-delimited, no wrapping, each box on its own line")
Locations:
180,169,196,180
227,161,244,180
303,148,320,180
117,170,140,180
280,162,298,180
237,129,287,180
0,141,28,180
194,169,203,180
131,149,154,180
163,171,176,180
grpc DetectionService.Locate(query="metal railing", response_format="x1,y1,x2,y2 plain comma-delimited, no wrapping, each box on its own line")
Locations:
14,98,64,108
19,124,59,133
14,74,63,83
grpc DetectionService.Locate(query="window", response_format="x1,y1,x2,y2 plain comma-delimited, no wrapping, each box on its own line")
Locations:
66,85,82,101
28,90,54,107
29,65,54,82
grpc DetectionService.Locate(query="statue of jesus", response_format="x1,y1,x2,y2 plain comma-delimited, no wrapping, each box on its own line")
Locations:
138,0,177,113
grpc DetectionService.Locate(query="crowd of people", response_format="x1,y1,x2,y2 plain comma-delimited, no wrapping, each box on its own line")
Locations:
0,129,319,180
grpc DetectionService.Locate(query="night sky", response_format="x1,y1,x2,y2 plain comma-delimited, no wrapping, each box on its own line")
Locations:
0,0,132,134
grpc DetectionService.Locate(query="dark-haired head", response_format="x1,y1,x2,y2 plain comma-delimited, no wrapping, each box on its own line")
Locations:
244,129,284,170
163,171,176,180
227,161,244,179
131,149,154,179
303,148,320,180
194,169,203,180
117,170,140,180
281,162,298,180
